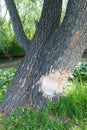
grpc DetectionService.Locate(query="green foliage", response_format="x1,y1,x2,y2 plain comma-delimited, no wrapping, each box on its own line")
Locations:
15,0,42,39
0,18,14,51
49,82,87,119
10,40,25,56
69,61,87,82
0,0,42,57
0,68,16,103
1,108,65,130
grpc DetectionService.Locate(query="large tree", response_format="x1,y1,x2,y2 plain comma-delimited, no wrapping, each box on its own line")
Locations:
0,0,87,115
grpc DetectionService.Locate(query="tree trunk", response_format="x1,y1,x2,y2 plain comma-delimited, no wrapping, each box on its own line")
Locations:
0,0,87,115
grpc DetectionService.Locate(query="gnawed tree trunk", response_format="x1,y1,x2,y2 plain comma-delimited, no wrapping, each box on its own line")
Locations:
0,0,87,115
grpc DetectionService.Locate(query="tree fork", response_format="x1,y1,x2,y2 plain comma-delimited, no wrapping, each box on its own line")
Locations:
34,0,62,42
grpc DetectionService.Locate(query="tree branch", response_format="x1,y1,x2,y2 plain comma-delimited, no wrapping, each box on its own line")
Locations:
40,0,62,30
34,0,62,43
4,0,30,52
53,0,87,47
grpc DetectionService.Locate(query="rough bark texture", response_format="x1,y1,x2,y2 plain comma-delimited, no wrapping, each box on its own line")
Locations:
0,0,87,115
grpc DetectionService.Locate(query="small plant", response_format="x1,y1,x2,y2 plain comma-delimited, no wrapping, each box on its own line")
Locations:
69,61,87,82
0,68,16,103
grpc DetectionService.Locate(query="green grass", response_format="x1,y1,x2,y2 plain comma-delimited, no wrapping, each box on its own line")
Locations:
0,82,87,130
0,62,87,130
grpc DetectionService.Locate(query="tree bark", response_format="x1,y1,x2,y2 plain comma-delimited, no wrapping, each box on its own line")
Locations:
0,0,87,115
